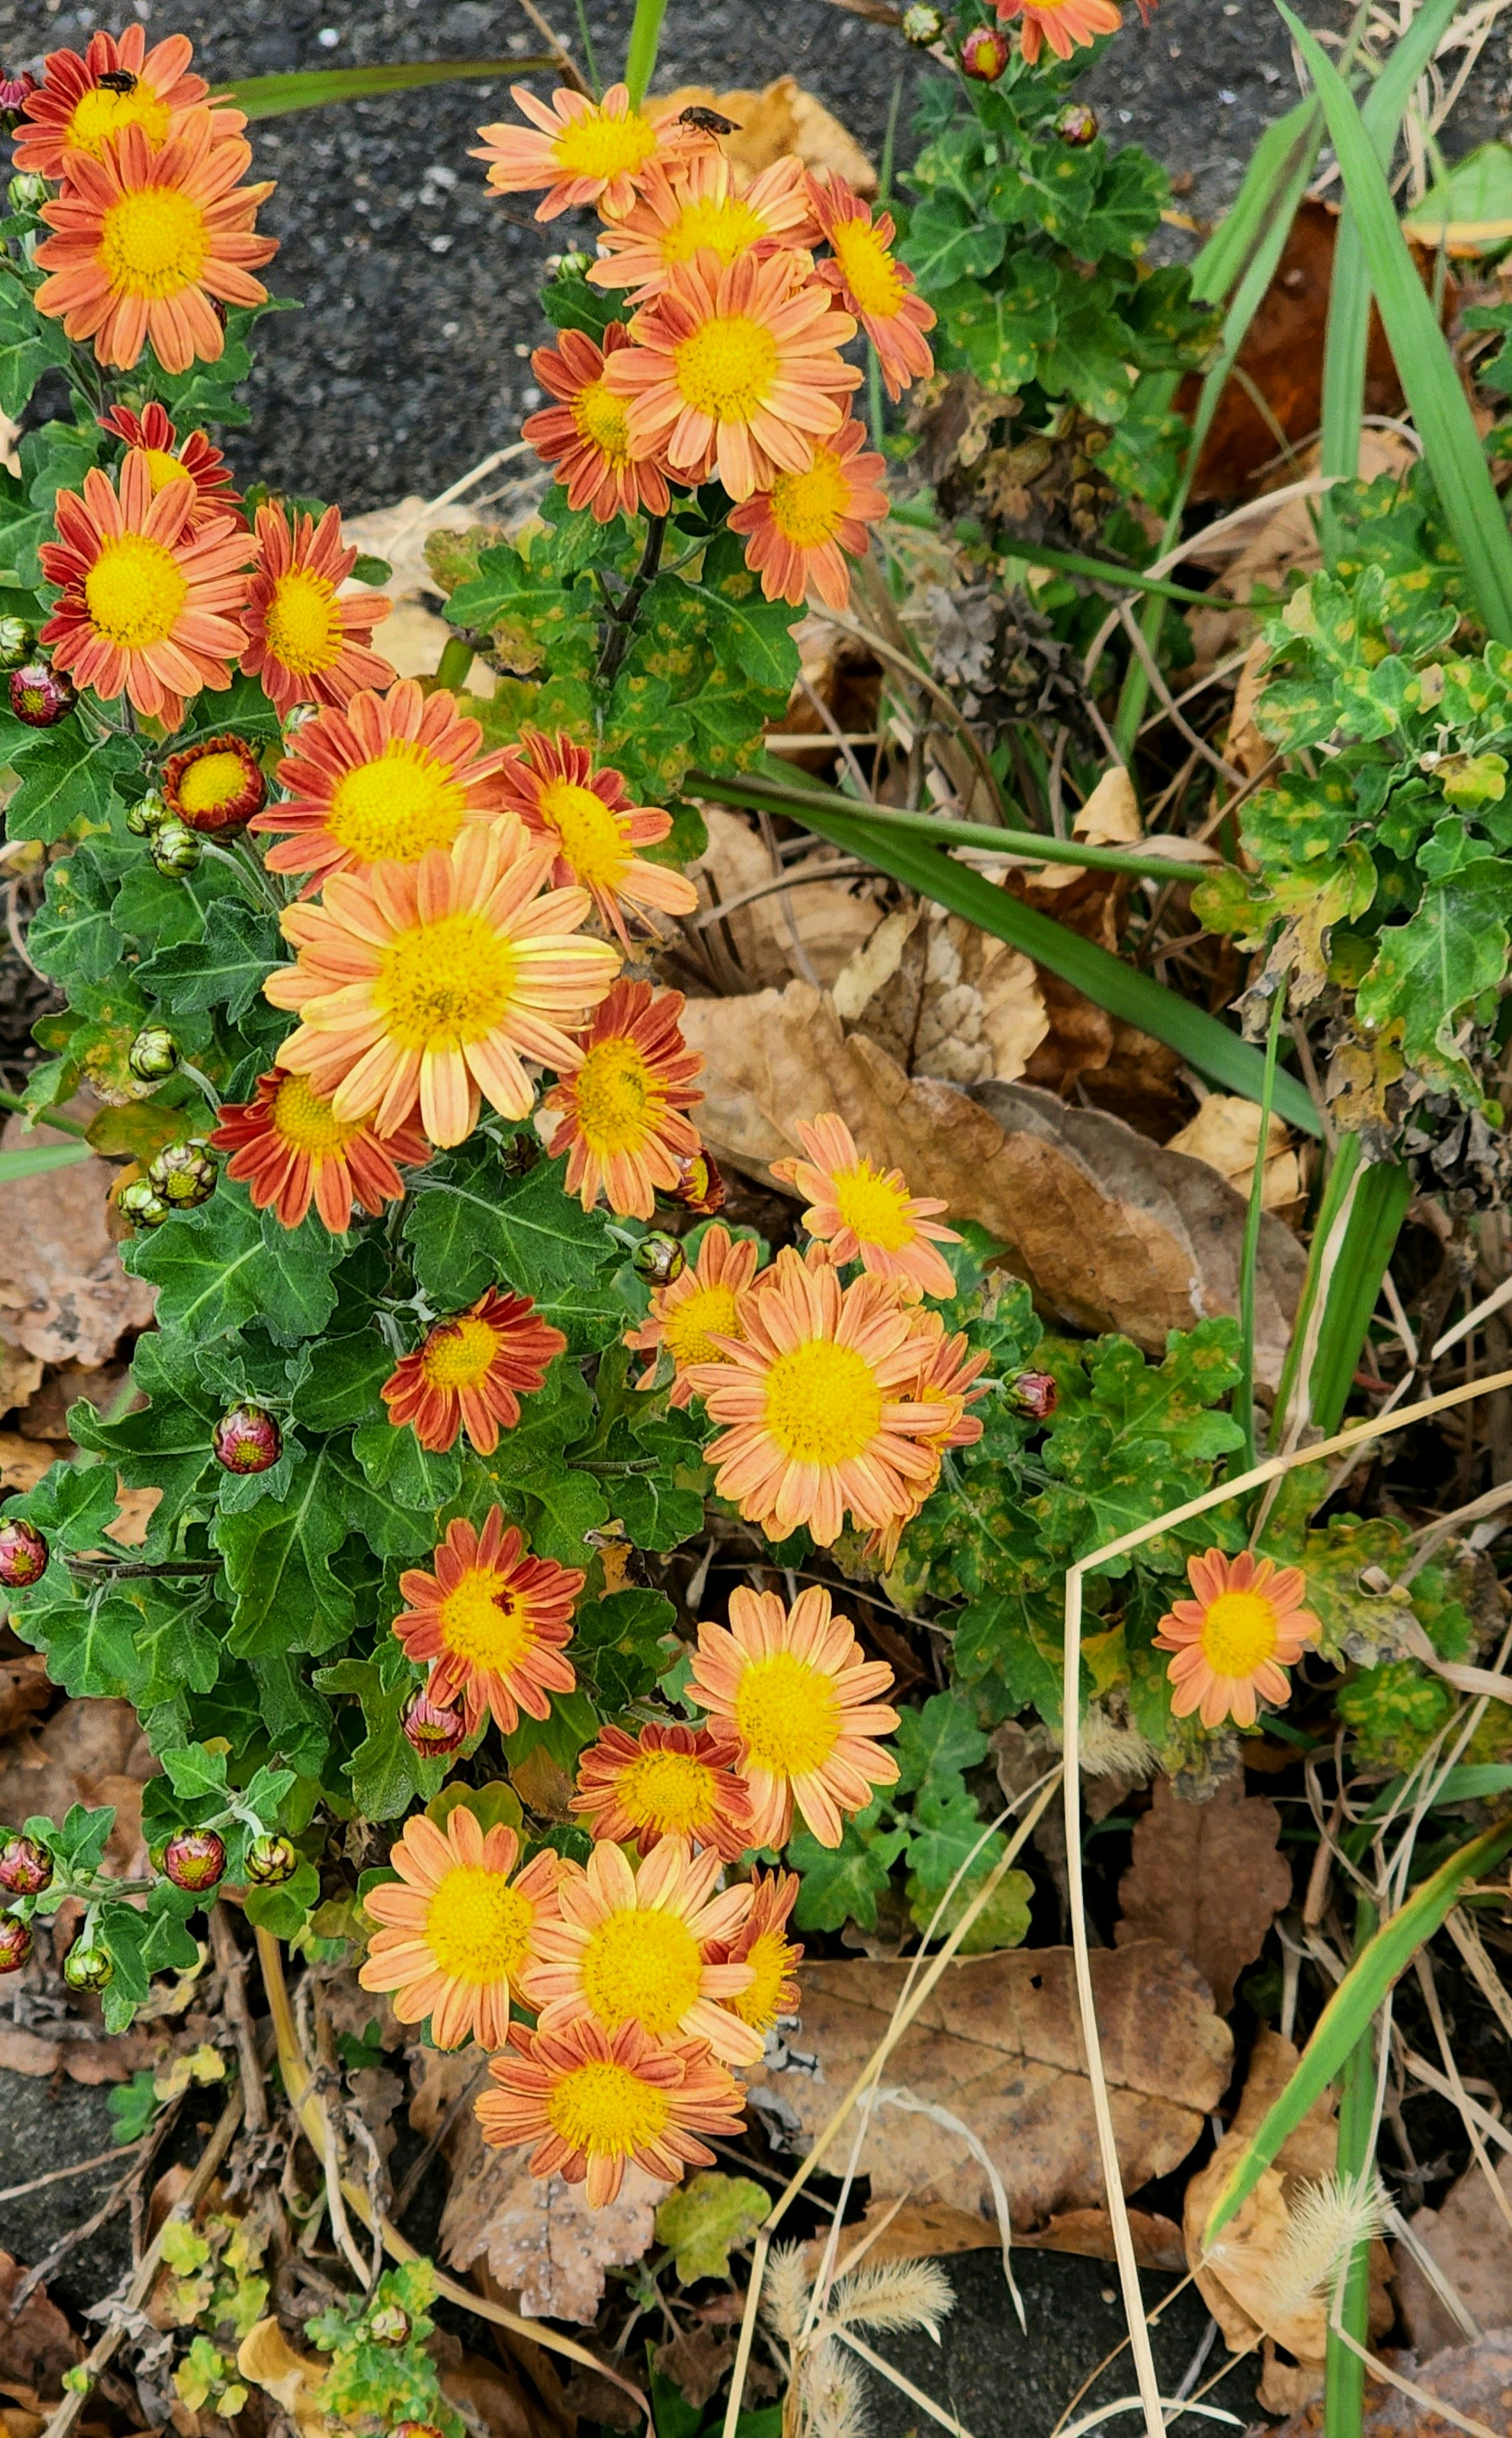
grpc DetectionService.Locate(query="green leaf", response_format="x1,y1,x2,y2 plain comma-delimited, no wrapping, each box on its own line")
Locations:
28,847,123,987
135,898,281,1023
351,1418,461,1513
654,2173,771,2284
403,1141,613,1306
124,1193,342,1347
893,1691,988,1796
23,1593,142,1700
911,1866,1034,1954
5,726,134,845
315,1655,443,1821
571,1588,676,1708
901,197,1007,291
226,57,552,115
213,1445,356,1656
292,1333,393,1434
1355,860,1512,1091
0,272,70,419
789,1807,910,1932
244,1856,320,1938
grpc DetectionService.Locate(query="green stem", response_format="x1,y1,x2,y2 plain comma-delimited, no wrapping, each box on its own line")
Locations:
1324,1896,1379,2438
0,1089,90,1141
623,0,668,109
572,0,602,96
1234,979,1288,1469
596,513,666,686
1005,539,1240,612
434,634,475,693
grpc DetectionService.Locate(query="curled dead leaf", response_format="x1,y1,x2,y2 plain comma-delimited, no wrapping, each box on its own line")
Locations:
1393,2151,1512,2359
1166,1095,1305,1222
236,2319,330,2438
1115,1773,1292,2016
0,1115,156,1367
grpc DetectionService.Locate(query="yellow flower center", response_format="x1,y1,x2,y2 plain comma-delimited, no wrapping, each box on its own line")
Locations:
830,1160,914,1250
725,1926,797,2030
374,911,520,1053
437,1564,535,1675
616,1748,720,1837
762,1338,883,1465
263,566,345,678
175,748,254,816
143,446,193,493
769,448,853,552
552,103,660,185
1199,1590,1280,1680
65,82,174,161
272,1070,361,1156
423,1863,535,1987
98,182,209,300
420,1315,502,1393
83,530,189,650
662,1281,743,1369
673,313,781,424
663,194,767,266
571,377,634,468
326,738,468,865
829,216,906,319
545,2058,672,2159
578,1904,703,2037
535,776,632,893
573,1036,660,1158
734,1649,841,1778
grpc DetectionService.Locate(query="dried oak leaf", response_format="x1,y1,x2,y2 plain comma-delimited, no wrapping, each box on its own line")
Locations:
0,1115,155,1367
1393,2151,1512,2359
743,1943,1230,2231
830,904,1048,1087
821,2195,1184,2272
653,2326,737,2411
1115,1773,1292,2015
694,807,884,990
0,2253,81,2398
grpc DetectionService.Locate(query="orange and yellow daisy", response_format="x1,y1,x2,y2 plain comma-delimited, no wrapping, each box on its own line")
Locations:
570,1722,752,1861
210,1067,431,1235
589,151,819,302
263,819,619,1148
542,980,704,1220
100,402,243,533
706,1869,803,2034
239,502,394,719
1153,1549,1321,1730
381,1288,567,1456
686,1257,954,1547
478,2017,746,2209
521,1834,762,2064
727,419,889,612
358,1805,560,2053
35,115,277,377
992,0,1123,59
863,1316,993,1570
38,452,249,728
500,730,698,946
473,82,681,223
252,676,521,889
808,172,936,403
523,322,672,524
687,1584,899,1848
14,26,245,181
604,247,861,502
392,1507,582,1739
770,1111,960,1300
624,1222,761,1408
163,733,266,834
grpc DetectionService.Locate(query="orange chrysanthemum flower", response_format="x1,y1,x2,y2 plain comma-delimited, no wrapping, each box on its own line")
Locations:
473,82,681,222
589,151,819,303
240,502,394,719
263,819,619,1148
393,1507,583,1739
770,1111,960,1300
862,1315,993,1571
992,0,1123,59
523,323,672,525
500,730,697,947
542,980,703,1219
163,734,266,834
807,173,936,403
705,1869,803,2033
358,1805,560,2052
38,452,249,728
687,1584,899,1848
1154,1549,1322,1730
100,402,243,534
570,1722,752,1861
686,1259,954,1547
478,2016,746,2209
251,677,521,889
14,26,245,181
210,1067,430,1234
603,248,861,502
624,1222,761,1408
727,419,888,612
381,1288,567,1455
35,116,277,377
521,1834,761,2065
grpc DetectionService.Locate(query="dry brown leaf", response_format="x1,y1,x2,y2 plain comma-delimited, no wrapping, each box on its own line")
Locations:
439,2346,545,2438
0,1434,67,1494
1114,1774,1292,2016
820,2195,1184,2272
1165,1095,1304,1220
0,1342,43,1419
653,2327,737,2410
1269,2330,1512,2438
108,1484,161,1548
0,2256,80,2400
0,1116,156,1367
1031,765,1142,895
694,807,884,989
660,78,875,194
745,1943,1230,2231
0,1695,156,1889
236,2320,330,2438
831,904,1049,1086
1393,2151,1512,2358
0,1655,49,1741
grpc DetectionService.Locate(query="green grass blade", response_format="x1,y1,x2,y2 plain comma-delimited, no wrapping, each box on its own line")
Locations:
1190,99,1321,307
1280,0,1512,640
1307,1158,1414,1432
1204,1817,1512,2247
1234,983,1288,1467
224,60,552,117
1001,540,1232,612
1269,1130,1360,1442
0,1139,94,1182
1324,1898,1380,2438
623,0,668,107
692,767,1322,1135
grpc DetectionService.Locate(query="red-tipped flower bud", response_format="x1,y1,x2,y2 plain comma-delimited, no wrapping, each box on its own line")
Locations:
0,1517,48,1589
1054,101,1099,145
0,1916,32,1974
402,1688,467,1758
212,1404,283,1475
162,1828,227,1894
244,1833,298,1888
9,661,73,728
961,24,1009,77
1009,1370,1059,1423
0,1834,52,1895
667,1148,725,1215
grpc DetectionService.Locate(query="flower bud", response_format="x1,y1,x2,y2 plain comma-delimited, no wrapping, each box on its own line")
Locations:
0,615,33,670
667,1148,725,1215
127,1026,181,1084
244,1832,298,1887
163,734,267,835
10,661,73,728
961,24,1009,77
124,789,170,836
0,1834,51,1895
632,1232,686,1289
401,1687,467,1758
162,1828,226,1894
1054,101,1099,146
902,2,945,40
551,250,595,281
0,1916,33,1975
62,1939,113,1992
5,168,46,211
392,2425,446,2438
117,1178,170,1229
212,1403,283,1476
0,1517,48,1589
147,818,204,876
147,1137,217,1208
368,2305,410,2347
1009,1369,1059,1423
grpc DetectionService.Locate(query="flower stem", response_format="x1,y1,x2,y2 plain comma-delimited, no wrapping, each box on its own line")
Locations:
623,0,667,109
434,634,475,693
1323,1895,1379,2438
1233,977,1288,1470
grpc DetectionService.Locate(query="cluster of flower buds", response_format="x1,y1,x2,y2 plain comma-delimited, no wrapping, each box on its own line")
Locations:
9,660,73,728
120,1138,219,1230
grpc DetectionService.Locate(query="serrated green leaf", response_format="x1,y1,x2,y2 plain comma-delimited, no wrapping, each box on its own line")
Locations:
654,2173,771,2284
213,1445,356,1656
893,1690,987,1795
403,1141,613,1306
5,726,134,845
124,1193,342,1346
135,897,281,1023
789,1806,910,1932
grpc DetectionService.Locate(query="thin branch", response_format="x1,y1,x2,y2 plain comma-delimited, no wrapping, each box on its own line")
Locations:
209,1902,267,2136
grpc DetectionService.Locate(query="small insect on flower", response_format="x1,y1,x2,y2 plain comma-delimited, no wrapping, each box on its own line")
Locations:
1154,1548,1322,1729
381,1288,567,1456
679,105,742,134
392,1508,582,1739
13,26,245,182
359,1804,560,2052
